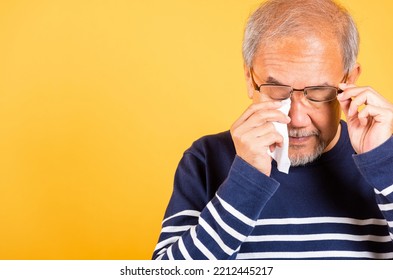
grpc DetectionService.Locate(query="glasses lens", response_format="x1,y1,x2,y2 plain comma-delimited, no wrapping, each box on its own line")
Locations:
259,85,291,100
305,87,338,102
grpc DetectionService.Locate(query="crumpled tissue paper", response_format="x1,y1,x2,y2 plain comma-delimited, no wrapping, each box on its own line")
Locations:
267,98,291,174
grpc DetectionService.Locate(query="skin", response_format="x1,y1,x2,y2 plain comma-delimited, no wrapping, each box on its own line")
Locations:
231,34,393,176
338,84,393,154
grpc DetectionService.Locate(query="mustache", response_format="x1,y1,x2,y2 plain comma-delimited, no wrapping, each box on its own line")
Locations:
288,128,320,137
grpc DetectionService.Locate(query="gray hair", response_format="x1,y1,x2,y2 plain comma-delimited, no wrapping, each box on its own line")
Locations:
242,0,359,72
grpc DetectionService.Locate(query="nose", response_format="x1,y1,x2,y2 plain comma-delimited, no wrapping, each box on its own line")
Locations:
288,91,312,128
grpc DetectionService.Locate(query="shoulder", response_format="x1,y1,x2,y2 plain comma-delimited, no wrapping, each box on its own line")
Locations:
185,130,235,161
175,131,236,199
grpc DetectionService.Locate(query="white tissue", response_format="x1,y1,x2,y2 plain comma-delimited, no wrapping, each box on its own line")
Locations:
267,98,291,174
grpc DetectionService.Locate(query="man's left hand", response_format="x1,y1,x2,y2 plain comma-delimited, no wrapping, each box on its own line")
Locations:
338,83,393,154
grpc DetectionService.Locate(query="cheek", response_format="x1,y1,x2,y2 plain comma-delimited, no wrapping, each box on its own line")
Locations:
312,101,341,140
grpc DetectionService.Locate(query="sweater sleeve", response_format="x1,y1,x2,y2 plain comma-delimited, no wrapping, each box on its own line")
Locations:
353,136,393,240
152,153,280,260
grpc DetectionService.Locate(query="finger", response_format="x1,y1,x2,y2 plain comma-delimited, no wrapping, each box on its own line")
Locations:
253,130,285,152
243,121,276,139
358,104,393,127
338,83,356,90
234,113,290,140
338,84,390,109
337,84,356,118
246,108,291,128
338,95,351,119
337,83,357,99
347,89,393,118
234,122,273,145
231,101,282,130
337,83,367,101
231,106,291,138
239,123,284,148
347,89,370,117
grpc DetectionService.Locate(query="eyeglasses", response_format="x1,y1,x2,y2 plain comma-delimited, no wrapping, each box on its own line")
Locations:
250,68,348,103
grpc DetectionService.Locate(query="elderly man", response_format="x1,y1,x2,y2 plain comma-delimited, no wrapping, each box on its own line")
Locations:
153,0,393,259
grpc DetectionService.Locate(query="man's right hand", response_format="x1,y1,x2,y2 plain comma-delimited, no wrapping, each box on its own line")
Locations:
230,101,291,176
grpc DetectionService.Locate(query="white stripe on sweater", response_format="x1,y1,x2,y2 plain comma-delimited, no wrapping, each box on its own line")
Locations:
207,202,246,241
155,247,168,257
245,233,391,242
199,217,234,256
154,236,181,252
216,194,256,226
162,210,200,224
374,184,393,196
378,203,393,211
237,250,393,260
166,246,174,260
178,237,192,260
161,225,193,233
255,216,387,226
190,226,217,260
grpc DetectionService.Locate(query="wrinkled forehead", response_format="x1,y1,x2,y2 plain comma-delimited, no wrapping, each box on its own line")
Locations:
257,32,342,60
252,21,346,67
252,35,345,86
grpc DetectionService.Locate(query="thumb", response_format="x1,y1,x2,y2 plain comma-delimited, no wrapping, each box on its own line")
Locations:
337,83,352,118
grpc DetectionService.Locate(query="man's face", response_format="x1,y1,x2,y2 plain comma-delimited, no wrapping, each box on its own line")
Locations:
248,35,346,165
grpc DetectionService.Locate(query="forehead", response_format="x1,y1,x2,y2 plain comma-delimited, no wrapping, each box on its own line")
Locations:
253,35,344,85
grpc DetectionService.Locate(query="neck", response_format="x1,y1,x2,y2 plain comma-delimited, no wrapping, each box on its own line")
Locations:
323,122,341,153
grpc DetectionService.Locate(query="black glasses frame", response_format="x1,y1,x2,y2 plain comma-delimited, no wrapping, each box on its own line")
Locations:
250,68,349,102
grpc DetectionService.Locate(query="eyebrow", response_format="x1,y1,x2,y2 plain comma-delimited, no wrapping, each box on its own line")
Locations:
265,76,284,85
265,76,333,87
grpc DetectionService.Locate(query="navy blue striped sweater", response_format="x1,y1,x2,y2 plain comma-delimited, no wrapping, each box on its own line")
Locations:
153,121,393,259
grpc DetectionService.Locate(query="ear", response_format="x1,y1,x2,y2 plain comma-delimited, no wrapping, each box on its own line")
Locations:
346,62,361,84
243,64,255,100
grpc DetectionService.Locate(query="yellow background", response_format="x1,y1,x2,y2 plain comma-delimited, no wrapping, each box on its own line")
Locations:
0,0,392,259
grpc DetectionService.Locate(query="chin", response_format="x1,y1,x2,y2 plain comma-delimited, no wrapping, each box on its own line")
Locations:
288,141,326,166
